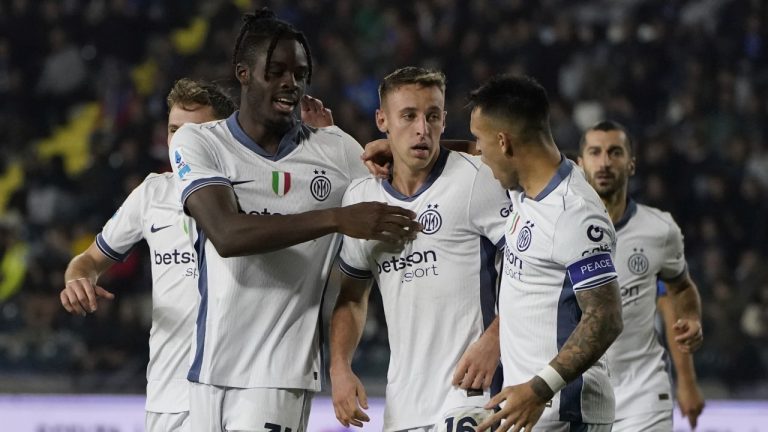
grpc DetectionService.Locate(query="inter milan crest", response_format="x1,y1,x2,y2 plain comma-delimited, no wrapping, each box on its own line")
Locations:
517,221,534,252
418,204,442,235
310,169,332,201
628,247,649,275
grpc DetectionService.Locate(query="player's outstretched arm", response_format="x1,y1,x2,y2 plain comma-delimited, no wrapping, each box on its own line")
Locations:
329,274,373,428
658,294,705,429
664,272,703,353
61,242,116,315
477,280,622,432
185,186,419,257
452,317,500,390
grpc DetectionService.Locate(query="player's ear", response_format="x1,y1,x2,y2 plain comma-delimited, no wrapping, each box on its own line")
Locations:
375,108,388,134
235,63,250,85
628,155,636,176
498,131,513,157
441,111,447,133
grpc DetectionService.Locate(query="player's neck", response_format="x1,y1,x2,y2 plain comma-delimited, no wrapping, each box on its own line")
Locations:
390,156,439,197
518,144,562,199
237,108,288,155
602,189,628,224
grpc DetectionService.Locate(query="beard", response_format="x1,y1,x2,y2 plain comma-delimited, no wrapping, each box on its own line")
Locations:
589,171,627,199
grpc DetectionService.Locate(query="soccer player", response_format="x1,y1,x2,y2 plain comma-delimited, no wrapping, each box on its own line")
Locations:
469,75,623,432
330,67,509,430
577,120,704,431
60,78,236,432
168,9,419,432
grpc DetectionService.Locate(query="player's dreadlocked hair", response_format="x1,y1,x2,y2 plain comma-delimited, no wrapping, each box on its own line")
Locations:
232,8,313,85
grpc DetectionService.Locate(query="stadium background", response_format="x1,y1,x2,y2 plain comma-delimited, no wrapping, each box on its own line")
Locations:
0,0,767,429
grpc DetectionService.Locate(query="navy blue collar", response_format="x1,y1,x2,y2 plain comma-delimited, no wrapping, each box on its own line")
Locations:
383,147,449,202
226,111,303,161
614,198,638,231
524,154,573,202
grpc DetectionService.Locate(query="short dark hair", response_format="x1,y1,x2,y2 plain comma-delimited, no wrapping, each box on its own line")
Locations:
378,66,446,103
167,78,236,119
578,120,633,156
467,74,551,140
232,8,313,85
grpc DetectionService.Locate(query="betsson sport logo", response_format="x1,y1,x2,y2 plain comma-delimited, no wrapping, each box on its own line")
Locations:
153,249,198,277
376,249,439,283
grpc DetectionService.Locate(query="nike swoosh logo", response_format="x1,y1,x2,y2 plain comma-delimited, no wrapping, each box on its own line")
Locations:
150,224,173,233
231,180,254,186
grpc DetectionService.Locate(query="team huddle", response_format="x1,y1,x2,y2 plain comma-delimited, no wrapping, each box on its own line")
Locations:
59,9,704,432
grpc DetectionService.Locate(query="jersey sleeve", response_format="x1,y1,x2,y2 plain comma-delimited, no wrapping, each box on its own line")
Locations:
96,179,148,262
338,182,373,280
468,163,511,248
335,126,369,180
552,200,618,291
658,216,687,282
169,124,232,212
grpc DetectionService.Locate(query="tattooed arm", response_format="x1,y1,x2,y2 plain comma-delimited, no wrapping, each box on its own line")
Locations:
551,279,623,384
477,280,623,432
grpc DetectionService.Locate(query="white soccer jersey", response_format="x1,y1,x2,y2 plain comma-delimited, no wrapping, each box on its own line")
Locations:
169,113,368,390
96,172,198,413
339,150,510,431
607,200,686,419
498,157,618,425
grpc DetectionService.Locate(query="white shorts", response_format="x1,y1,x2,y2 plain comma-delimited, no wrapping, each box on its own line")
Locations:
189,382,313,432
396,427,435,432
434,388,493,432
529,419,613,432
613,409,672,432
146,411,189,432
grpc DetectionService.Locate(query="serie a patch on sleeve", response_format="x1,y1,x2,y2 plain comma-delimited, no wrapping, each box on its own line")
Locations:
567,252,617,290
174,149,192,179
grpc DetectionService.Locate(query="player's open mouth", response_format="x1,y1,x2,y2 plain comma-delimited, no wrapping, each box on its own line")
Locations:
273,97,297,113
411,143,430,157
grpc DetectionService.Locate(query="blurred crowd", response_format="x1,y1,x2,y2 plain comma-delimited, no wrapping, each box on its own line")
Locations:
0,0,766,397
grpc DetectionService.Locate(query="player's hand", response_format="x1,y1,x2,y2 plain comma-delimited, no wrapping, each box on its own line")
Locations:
677,379,705,429
330,367,370,427
335,202,420,244
452,330,500,390
477,381,547,432
300,95,334,128
673,318,703,353
60,277,115,316
361,139,392,179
